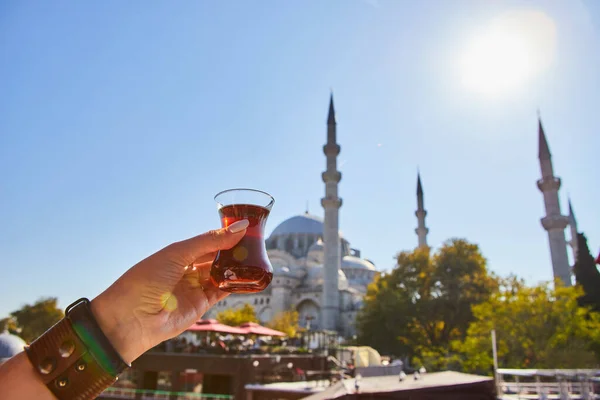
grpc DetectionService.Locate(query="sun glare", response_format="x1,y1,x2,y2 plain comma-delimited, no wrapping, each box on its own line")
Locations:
459,10,557,97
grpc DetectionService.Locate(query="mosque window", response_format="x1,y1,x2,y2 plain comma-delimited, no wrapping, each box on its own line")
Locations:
254,298,258,305
266,298,270,304
260,298,264,305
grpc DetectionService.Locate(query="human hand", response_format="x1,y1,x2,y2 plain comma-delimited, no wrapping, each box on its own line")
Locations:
90,219,249,364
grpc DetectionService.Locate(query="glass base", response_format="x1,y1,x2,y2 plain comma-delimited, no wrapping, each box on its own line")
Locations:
210,266,273,294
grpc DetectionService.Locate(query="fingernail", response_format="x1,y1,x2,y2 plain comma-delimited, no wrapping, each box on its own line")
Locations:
228,219,249,233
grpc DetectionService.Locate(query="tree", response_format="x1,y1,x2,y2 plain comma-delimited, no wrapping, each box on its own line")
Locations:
573,233,600,311
356,239,497,369
216,303,257,326
456,278,600,374
10,297,64,343
267,310,300,338
0,317,18,334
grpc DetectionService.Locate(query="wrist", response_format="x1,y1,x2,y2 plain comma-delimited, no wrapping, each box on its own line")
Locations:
91,293,143,365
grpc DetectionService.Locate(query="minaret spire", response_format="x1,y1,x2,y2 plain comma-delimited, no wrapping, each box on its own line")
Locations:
327,92,336,125
568,197,579,262
536,115,571,286
321,92,342,332
538,118,552,161
415,171,428,249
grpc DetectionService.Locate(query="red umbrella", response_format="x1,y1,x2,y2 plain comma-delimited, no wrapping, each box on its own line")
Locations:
186,319,246,334
238,322,286,337
596,250,600,265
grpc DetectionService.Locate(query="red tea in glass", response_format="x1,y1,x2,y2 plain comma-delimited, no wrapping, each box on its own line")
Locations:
210,189,274,293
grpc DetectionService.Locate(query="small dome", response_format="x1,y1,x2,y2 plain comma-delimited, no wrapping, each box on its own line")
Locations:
275,265,292,275
307,239,325,264
273,265,305,280
308,238,324,253
342,255,376,271
0,332,26,362
302,265,349,291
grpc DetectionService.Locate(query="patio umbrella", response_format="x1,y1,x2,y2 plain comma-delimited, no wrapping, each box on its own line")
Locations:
238,322,286,337
186,319,246,334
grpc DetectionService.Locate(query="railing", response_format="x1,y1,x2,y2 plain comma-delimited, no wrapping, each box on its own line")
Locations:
499,380,598,399
100,387,233,400
497,368,600,400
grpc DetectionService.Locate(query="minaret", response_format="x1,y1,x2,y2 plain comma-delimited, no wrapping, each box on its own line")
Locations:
537,117,571,286
568,198,578,262
415,172,429,249
321,93,342,332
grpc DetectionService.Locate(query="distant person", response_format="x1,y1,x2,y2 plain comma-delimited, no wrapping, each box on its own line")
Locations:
0,219,250,400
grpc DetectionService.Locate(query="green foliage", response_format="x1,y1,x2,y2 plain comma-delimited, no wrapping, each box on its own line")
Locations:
267,310,299,337
0,317,19,334
356,239,497,367
455,278,600,374
573,232,600,312
10,297,64,343
215,303,257,326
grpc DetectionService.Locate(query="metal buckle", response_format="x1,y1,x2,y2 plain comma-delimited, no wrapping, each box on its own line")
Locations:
65,298,90,315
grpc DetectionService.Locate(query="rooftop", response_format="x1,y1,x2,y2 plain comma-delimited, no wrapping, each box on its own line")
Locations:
302,371,494,399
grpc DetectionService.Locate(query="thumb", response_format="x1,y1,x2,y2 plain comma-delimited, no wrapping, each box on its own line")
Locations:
172,219,250,265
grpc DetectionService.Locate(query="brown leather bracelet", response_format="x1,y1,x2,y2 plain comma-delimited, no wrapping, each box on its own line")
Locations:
25,298,130,400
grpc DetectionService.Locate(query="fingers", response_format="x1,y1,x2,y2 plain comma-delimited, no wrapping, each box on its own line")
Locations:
184,260,213,282
202,283,229,307
171,220,249,265
190,252,217,266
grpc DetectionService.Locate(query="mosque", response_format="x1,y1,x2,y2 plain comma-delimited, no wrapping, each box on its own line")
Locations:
0,100,581,361
0,96,581,369
205,98,579,338
205,95,420,338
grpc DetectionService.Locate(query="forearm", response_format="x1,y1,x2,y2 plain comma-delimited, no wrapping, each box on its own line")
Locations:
0,296,135,400
0,225,239,399
0,352,56,400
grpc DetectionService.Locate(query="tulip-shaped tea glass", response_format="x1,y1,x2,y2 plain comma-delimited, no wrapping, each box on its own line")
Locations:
210,189,274,293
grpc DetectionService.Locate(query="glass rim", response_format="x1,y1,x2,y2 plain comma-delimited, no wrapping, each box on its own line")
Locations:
214,188,275,210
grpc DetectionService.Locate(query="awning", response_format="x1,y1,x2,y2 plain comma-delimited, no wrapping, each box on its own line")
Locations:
238,322,286,336
186,319,246,334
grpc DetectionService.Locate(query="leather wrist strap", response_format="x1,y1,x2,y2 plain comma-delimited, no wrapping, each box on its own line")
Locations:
25,298,130,400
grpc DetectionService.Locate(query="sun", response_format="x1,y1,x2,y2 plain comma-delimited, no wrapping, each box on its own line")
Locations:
459,10,557,97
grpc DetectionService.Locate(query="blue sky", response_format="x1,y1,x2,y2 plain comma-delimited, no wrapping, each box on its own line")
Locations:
1,0,599,318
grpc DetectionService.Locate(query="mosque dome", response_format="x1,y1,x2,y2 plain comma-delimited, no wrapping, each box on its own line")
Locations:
269,213,343,238
303,265,349,291
342,255,376,271
0,332,26,362
267,213,351,259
